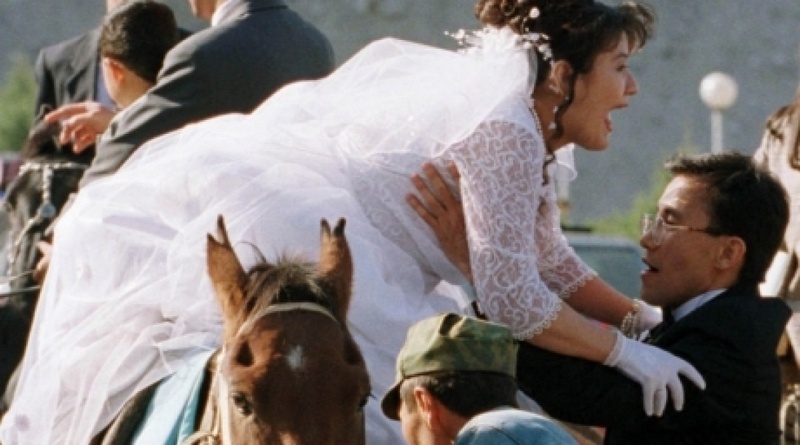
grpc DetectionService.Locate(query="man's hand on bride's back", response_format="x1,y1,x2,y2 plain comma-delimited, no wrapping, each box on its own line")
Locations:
406,162,473,283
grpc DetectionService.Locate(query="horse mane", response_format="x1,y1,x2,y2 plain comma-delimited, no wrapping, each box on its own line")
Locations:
242,255,335,328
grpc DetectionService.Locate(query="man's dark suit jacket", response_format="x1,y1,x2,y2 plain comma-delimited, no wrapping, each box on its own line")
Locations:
33,28,103,122
80,0,334,187
518,288,791,445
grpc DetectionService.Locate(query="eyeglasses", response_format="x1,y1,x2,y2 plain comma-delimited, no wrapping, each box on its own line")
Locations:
640,214,721,246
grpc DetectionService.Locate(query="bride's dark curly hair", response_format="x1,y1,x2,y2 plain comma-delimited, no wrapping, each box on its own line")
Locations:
475,0,655,139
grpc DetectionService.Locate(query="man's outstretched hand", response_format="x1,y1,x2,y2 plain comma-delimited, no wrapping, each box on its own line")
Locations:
406,162,472,283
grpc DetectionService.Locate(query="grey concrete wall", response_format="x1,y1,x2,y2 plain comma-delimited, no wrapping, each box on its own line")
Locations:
0,1,206,63
2,0,799,223
294,0,800,224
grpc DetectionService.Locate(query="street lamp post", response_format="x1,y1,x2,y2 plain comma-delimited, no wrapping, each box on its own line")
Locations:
699,72,738,154
554,144,575,226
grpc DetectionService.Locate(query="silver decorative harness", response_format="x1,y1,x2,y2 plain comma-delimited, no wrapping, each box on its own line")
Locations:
0,160,87,298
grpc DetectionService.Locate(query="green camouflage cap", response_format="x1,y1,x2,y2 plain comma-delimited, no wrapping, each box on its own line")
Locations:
381,312,518,420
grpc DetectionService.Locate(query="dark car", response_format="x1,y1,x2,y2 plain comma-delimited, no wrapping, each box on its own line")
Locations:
566,231,643,300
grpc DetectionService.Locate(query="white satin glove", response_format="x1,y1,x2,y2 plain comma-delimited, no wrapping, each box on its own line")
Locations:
604,330,705,416
636,301,663,334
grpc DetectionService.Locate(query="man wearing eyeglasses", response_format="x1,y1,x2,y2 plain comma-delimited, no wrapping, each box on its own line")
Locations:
516,152,792,444
410,151,791,444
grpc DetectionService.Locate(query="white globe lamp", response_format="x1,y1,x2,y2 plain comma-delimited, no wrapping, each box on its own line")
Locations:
699,72,738,153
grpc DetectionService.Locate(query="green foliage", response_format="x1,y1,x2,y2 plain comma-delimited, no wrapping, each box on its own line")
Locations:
0,53,36,153
587,141,702,240
588,167,669,240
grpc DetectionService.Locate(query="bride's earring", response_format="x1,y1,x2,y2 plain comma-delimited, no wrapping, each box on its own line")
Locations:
549,105,559,131
548,84,564,131
550,95,571,132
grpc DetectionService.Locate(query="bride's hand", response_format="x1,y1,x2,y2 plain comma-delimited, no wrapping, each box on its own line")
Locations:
406,162,473,283
605,331,706,416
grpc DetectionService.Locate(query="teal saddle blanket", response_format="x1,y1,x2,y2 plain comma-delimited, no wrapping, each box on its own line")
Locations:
132,350,216,445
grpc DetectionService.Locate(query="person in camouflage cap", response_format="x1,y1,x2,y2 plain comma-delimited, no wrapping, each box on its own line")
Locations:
381,313,576,445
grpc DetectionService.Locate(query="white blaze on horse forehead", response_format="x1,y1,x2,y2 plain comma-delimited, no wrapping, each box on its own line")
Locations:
285,344,306,371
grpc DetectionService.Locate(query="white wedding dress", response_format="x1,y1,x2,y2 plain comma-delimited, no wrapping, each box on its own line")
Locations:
0,27,594,445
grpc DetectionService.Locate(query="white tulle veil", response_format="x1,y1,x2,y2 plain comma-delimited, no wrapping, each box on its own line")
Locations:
0,26,581,445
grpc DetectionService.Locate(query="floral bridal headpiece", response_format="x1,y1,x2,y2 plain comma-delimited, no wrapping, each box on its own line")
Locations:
521,7,553,62
446,6,552,63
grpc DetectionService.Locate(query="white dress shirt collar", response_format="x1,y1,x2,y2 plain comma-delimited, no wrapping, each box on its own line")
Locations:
671,288,726,322
211,0,245,27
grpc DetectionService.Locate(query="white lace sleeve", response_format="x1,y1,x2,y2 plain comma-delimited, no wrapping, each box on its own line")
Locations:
535,185,597,299
452,114,563,340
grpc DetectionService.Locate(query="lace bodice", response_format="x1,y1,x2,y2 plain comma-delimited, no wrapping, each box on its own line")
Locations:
346,94,595,340
448,99,595,339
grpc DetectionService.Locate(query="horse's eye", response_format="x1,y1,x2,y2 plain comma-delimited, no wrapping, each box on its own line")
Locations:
230,391,253,416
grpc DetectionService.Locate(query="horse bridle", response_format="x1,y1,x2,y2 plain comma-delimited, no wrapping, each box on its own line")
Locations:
0,160,88,299
183,302,339,445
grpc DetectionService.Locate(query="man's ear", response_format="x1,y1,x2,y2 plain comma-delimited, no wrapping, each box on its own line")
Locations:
413,387,445,431
413,387,434,425
549,60,574,98
102,57,126,83
715,236,746,270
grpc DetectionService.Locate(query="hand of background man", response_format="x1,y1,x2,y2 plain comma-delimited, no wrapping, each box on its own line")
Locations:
33,240,53,284
45,102,117,153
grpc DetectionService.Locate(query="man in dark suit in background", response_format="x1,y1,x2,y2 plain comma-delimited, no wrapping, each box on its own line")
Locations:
77,0,334,187
32,0,333,282
32,1,192,146
32,0,125,122
519,152,791,444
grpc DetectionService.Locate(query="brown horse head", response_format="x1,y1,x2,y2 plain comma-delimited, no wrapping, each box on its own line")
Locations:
206,216,370,444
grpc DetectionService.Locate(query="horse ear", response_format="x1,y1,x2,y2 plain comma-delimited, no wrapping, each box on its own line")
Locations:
318,218,353,322
207,215,248,342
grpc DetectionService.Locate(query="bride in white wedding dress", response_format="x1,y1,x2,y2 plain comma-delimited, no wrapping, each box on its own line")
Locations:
1,1,705,444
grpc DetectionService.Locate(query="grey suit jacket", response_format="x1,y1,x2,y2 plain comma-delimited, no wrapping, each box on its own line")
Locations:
33,28,101,122
80,0,334,187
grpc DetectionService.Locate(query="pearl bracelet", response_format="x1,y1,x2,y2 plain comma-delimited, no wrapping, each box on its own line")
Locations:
620,302,640,338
